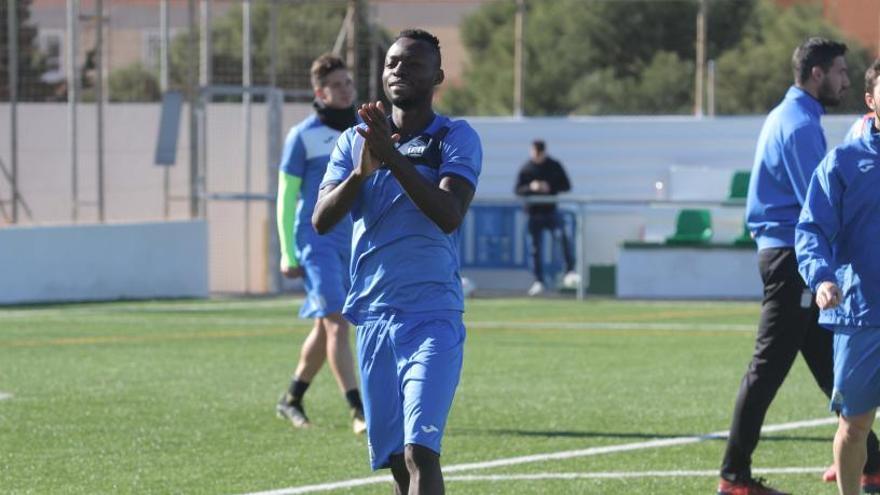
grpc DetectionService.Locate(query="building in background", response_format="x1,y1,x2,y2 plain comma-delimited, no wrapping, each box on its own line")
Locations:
27,0,233,99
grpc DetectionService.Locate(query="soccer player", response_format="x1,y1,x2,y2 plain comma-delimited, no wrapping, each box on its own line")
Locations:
717,37,879,495
796,58,880,495
313,29,482,494
514,140,578,296
274,53,365,434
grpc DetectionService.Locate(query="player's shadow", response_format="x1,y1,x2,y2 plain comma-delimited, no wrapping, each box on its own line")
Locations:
759,434,828,443
454,428,828,443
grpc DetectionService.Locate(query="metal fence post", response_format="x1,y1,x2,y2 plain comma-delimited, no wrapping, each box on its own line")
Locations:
8,0,18,223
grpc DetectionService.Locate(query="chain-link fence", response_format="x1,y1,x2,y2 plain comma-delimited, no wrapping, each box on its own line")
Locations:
0,0,407,224
0,0,383,103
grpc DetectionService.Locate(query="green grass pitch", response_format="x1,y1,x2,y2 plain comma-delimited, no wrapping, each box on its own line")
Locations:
0,297,843,494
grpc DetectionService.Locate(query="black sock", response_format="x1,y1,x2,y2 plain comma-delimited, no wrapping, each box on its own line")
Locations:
345,389,363,411
287,379,310,403
866,430,880,473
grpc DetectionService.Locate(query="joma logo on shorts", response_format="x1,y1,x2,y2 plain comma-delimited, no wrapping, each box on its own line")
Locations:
421,425,439,434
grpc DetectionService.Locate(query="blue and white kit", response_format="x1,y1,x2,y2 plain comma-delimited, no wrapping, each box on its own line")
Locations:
278,114,353,318
796,118,880,416
322,113,482,469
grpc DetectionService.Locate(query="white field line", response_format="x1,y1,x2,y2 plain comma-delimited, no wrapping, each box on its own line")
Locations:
0,313,755,334
0,392,12,401
0,320,756,350
0,297,753,319
0,297,747,314
441,417,837,473
0,315,302,327
241,475,394,495
0,298,300,318
468,321,755,332
445,466,826,482
237,416,839,495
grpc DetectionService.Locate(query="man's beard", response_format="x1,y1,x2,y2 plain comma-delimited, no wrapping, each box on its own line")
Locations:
389,92,428,110
818,80,843,107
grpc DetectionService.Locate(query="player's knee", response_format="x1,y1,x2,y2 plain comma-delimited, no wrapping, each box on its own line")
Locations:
404,444,440,474
840,415,874,442
320,315,349,340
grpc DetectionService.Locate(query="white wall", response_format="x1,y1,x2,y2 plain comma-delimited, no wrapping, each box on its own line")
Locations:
0,220,208,304
617,247,761,299
0,102,312,293
468,115,857,199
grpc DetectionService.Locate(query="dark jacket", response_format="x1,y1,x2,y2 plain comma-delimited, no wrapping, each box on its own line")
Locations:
514,156,571,215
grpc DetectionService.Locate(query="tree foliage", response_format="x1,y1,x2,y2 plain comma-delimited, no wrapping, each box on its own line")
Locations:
167,1,384,101
441,0,871,116
714,1,871,114
109,63,160,102
568,51,694,115
441,0,753,115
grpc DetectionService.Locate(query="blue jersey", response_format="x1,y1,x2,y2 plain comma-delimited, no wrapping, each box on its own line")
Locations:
279,114,352,252
746,86,827,250
796,122,880,328
321,114,482,324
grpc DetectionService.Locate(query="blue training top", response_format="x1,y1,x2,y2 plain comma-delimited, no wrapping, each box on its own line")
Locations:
279,114,352,253
321,113,483,324
746,86,828,250
796,117,880,328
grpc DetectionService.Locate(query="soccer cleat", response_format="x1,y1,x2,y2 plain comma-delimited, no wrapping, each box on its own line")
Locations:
717,477,790,495
822,464,880,493
352,408,367,435
276,395,311,428
527,281,545,296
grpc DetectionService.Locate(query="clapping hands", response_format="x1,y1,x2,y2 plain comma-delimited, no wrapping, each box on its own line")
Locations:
354,102,401,177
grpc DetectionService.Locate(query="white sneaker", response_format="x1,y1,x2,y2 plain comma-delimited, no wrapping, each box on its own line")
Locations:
562,271,581,289
352,409,367,435
527,281,545,296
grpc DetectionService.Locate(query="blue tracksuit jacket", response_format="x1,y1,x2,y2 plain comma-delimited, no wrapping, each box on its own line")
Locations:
796,118,880,328
747,86,827,250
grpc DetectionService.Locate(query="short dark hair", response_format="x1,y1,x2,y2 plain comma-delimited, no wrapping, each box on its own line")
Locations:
866,59,880,95
532,140,546,153
310,53,347,89
792,37,847,85
396,28,442,68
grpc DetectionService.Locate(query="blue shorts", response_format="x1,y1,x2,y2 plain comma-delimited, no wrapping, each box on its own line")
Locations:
831,326,880,417
298,242,349,319
355,311,465,470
